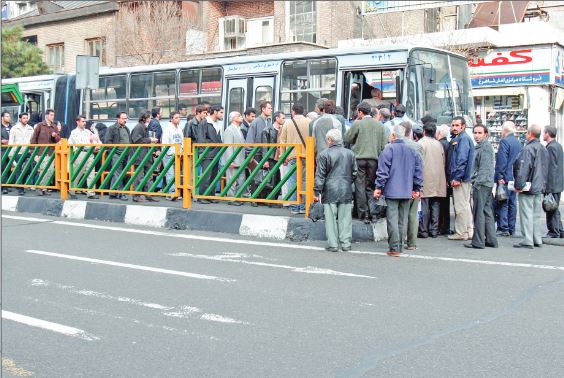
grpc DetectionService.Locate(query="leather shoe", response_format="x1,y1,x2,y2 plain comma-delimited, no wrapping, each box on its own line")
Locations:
448,234,468,241
87,194,99,200
496,231,510,237
534,243,542,248
325,247,339,252
485,243,498,248
199,199,211,204
133,196,146,203
513,243,534,249
341,246,351,252
146,196,159,202
464,243,484,249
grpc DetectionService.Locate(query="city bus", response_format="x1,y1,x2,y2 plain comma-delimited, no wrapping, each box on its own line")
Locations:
3,45,474,129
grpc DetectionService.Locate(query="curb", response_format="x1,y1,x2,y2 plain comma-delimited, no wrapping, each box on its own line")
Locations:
2,196,387,242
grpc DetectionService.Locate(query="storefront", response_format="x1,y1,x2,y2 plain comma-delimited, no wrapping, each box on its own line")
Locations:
469,43,564,149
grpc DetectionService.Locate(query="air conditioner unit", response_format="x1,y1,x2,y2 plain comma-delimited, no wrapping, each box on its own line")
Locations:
223,16,246,38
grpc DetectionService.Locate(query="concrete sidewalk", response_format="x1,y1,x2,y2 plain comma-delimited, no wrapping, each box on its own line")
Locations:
1,193,386,242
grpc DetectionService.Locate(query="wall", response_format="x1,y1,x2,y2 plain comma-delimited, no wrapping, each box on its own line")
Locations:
20,13,115,73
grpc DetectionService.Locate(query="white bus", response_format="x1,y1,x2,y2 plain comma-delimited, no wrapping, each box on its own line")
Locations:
5,45,474,128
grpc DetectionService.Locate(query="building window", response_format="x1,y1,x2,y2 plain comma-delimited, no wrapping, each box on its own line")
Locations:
86,37,106,65
47,43,64,70
288,1,316,43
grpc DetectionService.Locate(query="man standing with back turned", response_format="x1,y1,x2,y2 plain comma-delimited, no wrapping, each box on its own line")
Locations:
513,124,548,249
375,124,423,256
494,121,522,236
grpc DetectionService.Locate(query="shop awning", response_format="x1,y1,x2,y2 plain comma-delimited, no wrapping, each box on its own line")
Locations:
1,83,24,106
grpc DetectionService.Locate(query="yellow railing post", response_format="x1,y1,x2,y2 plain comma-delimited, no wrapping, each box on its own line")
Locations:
304,136,315,218
59,138,69,200
182,138,192,209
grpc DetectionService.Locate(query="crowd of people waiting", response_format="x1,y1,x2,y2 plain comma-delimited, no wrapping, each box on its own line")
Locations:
2,98,563,256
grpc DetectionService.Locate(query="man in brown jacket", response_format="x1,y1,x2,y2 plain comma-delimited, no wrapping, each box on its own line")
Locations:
280,103,311,214
418,123,446,238
30,109,60,196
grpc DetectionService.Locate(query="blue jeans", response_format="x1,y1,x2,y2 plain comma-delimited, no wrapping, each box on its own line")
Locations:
288,158,305,212
162,154,176,193
495,188,516,234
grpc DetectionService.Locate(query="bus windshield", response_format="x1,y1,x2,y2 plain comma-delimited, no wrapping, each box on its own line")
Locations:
407,49,474,126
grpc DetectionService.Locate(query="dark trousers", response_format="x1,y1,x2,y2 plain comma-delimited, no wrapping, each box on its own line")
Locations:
545,192,563,237
200,158,219,196
110,154,128,191
133,164,154,194
439,193,451,234
471,185,498,248
354,158,378,219
419,197,442,236
495,187,517,234
385,198,409,252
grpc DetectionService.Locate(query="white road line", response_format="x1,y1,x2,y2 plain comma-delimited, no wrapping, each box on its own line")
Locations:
24,250,235,282
29,279,249,325
2,310,99,341
5,214,564,273
2,214,51,223
169,252,376,279
350,250,564,271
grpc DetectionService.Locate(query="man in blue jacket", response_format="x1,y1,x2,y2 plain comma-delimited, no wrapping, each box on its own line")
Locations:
494,121,522,236
448,116,474,241
374,124,423,256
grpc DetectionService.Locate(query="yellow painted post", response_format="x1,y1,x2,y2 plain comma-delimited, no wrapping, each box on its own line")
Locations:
59,138,69,200
182,138,192,209
304,136,315,218
296,144,303,205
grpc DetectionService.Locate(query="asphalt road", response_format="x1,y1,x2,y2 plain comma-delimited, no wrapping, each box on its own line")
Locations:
2,213,564,377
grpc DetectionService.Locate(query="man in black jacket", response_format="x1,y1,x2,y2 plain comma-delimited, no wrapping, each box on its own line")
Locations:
314,128,358,252
542,125,564,238
183,104,207,142
104,112,131,200
436,124,452,235
513,124,549,248
131,111,159,203
197,104,224,203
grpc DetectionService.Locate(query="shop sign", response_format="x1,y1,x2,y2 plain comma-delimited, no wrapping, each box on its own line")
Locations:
469,47,552,88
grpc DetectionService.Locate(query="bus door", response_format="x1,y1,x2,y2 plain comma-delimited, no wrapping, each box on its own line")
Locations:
341,68,403,120
226,75,275,119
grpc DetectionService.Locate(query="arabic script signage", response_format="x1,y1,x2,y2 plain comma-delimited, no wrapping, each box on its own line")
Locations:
469,47,552,88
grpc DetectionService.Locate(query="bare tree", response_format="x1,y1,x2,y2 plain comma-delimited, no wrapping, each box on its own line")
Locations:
114,1,198,66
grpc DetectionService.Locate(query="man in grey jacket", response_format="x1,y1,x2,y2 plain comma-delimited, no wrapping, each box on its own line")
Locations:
314,129,358,252
464,125,498,249
513,124,549,248
222,112,248,206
